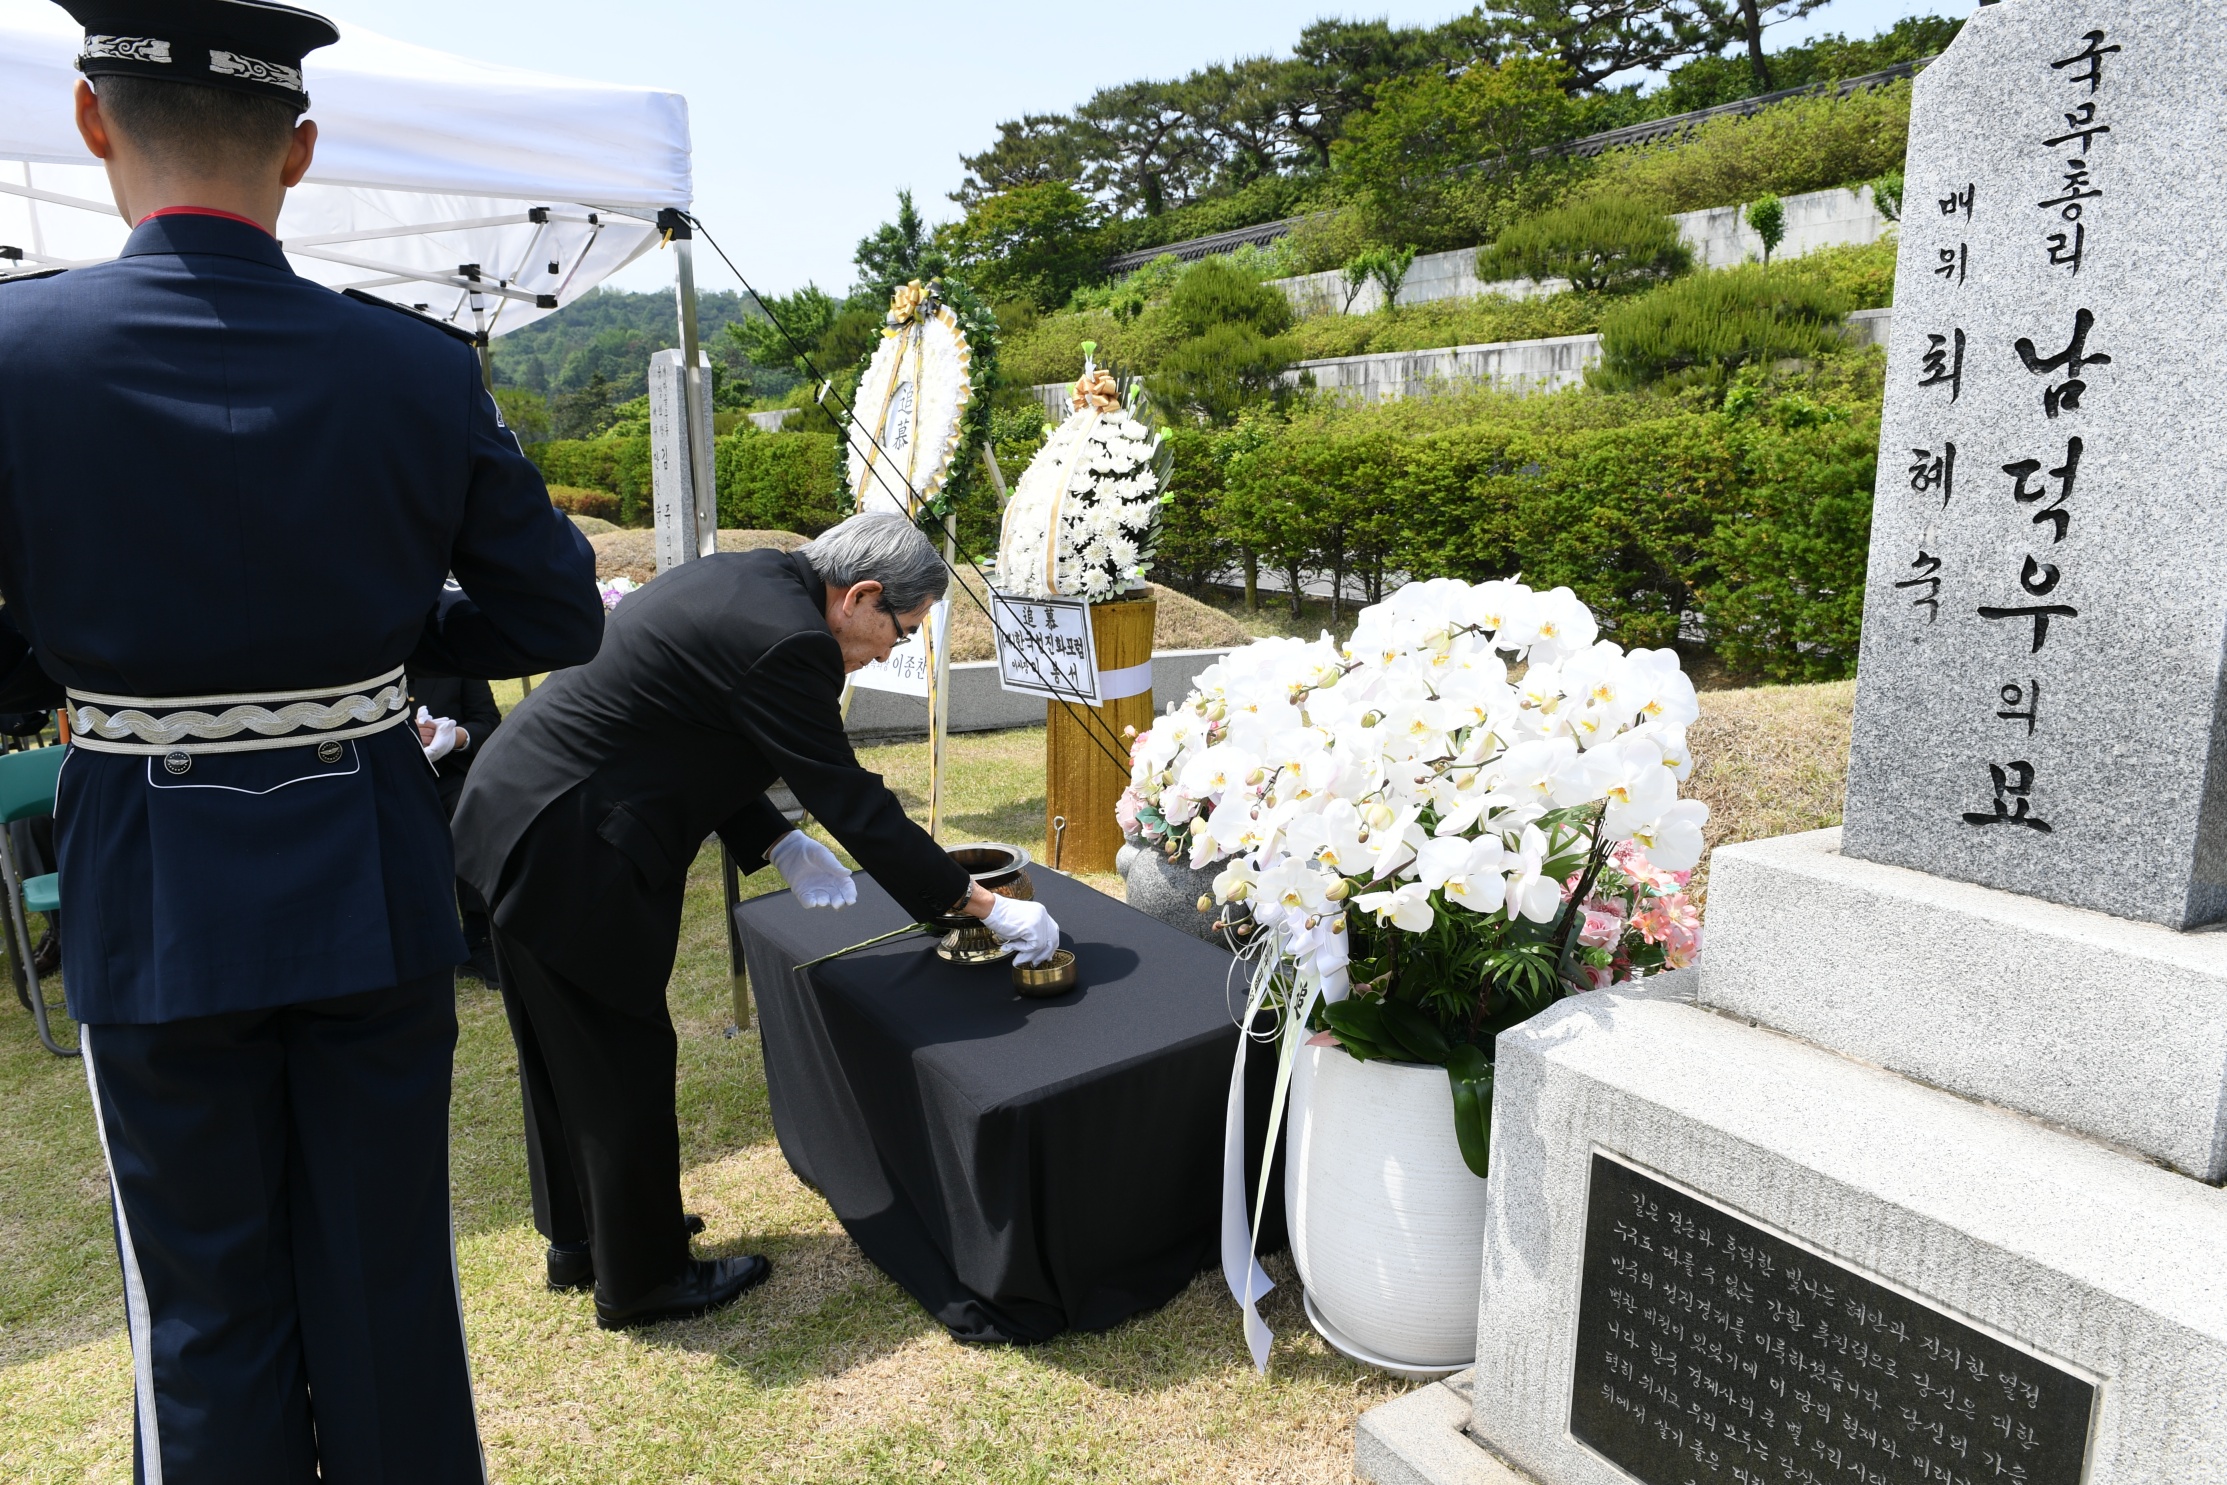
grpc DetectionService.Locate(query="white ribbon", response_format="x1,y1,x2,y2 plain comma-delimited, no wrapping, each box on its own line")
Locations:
1097,660,1152,702
1220,928,1331,1373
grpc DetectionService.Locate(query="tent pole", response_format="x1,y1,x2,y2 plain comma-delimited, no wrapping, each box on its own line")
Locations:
662,211,744,1012
928,516,956,840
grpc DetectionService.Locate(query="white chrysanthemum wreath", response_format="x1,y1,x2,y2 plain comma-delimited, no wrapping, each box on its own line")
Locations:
995,352,1171,603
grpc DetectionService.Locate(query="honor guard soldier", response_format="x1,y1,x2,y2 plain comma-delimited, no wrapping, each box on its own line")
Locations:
0,3,604,1480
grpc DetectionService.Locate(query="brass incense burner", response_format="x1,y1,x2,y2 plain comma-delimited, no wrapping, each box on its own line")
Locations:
930,842,1034,965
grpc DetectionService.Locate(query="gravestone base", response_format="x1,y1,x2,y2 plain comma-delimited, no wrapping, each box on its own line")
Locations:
1355,1370,1541,1485
1701,828,2227,1180
1354,980,2227,1485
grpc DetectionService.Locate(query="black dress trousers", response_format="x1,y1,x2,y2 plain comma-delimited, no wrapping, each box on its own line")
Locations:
80,977,483,1485
490,929,689,1304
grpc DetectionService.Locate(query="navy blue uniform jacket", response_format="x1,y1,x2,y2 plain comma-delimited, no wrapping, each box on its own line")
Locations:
0,214,604,1024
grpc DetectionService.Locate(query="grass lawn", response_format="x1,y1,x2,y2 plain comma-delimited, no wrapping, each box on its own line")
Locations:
0,681,1855,1482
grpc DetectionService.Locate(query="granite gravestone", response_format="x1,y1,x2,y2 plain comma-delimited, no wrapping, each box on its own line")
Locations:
1839,0,2227,928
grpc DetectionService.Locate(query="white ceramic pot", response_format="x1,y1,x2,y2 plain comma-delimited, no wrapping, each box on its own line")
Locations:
1284,1040,1489,1374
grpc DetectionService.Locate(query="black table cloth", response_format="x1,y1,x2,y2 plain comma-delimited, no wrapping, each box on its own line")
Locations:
735,868,1284,1344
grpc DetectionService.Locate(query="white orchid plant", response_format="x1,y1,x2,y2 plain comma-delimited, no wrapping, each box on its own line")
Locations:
1120,577,1706,1177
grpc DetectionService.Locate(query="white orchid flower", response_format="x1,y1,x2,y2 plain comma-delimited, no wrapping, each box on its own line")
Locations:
1627,647,1702,729
1177,742,1258,805
1529,587,1599,663
1503,824,1565,923
1628,798,1708,872
1594,737,1678,839
1356,880,1435,933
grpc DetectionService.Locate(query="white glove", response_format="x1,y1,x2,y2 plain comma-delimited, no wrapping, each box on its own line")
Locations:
417,706,458,763
982,895,1061,967
767,830,857,909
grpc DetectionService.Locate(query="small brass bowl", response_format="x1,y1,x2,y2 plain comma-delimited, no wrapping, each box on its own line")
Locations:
1012,948,1078,997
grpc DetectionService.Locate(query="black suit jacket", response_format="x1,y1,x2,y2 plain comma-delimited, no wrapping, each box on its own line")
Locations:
409,675,503,813
453,548,970,1004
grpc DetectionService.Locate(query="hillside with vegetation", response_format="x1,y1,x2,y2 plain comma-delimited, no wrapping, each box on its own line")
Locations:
515,6,1952,688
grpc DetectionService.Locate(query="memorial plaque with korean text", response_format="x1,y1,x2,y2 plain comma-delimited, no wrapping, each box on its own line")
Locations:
1570,1153,2096,1485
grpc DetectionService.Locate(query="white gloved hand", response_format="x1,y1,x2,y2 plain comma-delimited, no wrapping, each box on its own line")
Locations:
982,894,1061,967
767,830,857,909
417,705,459,763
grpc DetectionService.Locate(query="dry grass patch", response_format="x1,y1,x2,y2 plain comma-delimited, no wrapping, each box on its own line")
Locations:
591,528,809,585
1684,679,1856,904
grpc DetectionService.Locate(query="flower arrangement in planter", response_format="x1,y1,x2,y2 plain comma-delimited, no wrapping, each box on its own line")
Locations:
1139,578,1708,1368
994,348,1173,603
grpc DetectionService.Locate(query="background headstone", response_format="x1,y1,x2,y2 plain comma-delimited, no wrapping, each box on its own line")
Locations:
648,347,714,575
1839,0,2227,927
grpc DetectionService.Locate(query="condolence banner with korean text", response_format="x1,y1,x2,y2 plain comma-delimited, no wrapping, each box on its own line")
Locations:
989,592,1098,704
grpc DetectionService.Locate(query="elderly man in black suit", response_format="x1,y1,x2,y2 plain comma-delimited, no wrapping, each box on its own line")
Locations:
453,512,1060,1329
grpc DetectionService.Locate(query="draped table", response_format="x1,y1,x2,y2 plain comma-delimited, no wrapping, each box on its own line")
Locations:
735,868,1284,1343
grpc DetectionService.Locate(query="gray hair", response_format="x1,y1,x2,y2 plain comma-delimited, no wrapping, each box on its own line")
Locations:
800,512,949,615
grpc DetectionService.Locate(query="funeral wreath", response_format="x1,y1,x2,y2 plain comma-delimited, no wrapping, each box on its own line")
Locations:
994,346,1173,604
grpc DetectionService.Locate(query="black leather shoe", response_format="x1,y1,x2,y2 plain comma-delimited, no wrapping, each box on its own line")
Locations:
545,1213,709,1292
595,1255,770,1330
546,1241,593,1292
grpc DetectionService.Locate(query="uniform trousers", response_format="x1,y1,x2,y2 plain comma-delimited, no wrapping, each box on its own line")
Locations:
81,976,484,1485
490,928,689,1304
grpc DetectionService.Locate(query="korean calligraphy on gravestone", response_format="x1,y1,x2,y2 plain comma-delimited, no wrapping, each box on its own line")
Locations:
1953,28,2118,844
1836,1,2227,928
1569,1153,2097,1485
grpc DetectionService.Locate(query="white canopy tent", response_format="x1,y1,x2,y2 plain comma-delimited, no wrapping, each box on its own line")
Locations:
0,0,692,342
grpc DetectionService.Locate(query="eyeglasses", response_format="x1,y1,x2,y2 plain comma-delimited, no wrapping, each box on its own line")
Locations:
879,601,919,644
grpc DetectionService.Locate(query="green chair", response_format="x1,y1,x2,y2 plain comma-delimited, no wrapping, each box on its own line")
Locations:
0,745,72,1057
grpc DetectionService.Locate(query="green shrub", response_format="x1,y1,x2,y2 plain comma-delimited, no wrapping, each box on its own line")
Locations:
1164,258,1294,340
546,485,620,522
528,437,619,495
1746,195,1787,262
1569,80,1914,218
1148,322,1300,427
1774,237,1897,310
1149,357,1883,677
714,429,846,535
1478,199,1692,293
1593,263,1850,389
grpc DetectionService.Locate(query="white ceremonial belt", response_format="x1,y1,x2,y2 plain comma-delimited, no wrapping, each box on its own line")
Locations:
66,666,412,756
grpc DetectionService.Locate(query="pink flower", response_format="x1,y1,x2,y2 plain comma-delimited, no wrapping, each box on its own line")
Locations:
1576,962,1615,992
1613,840,1692,893
1115,788,1143,839
1633,892,1702,968
1577,901,1625,948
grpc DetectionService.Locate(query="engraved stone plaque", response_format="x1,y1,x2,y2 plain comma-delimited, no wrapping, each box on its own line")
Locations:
1570,1153,2095,1485
1838,0,2227,926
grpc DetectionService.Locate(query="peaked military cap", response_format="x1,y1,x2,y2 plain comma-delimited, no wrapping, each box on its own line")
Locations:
56,0,339,112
